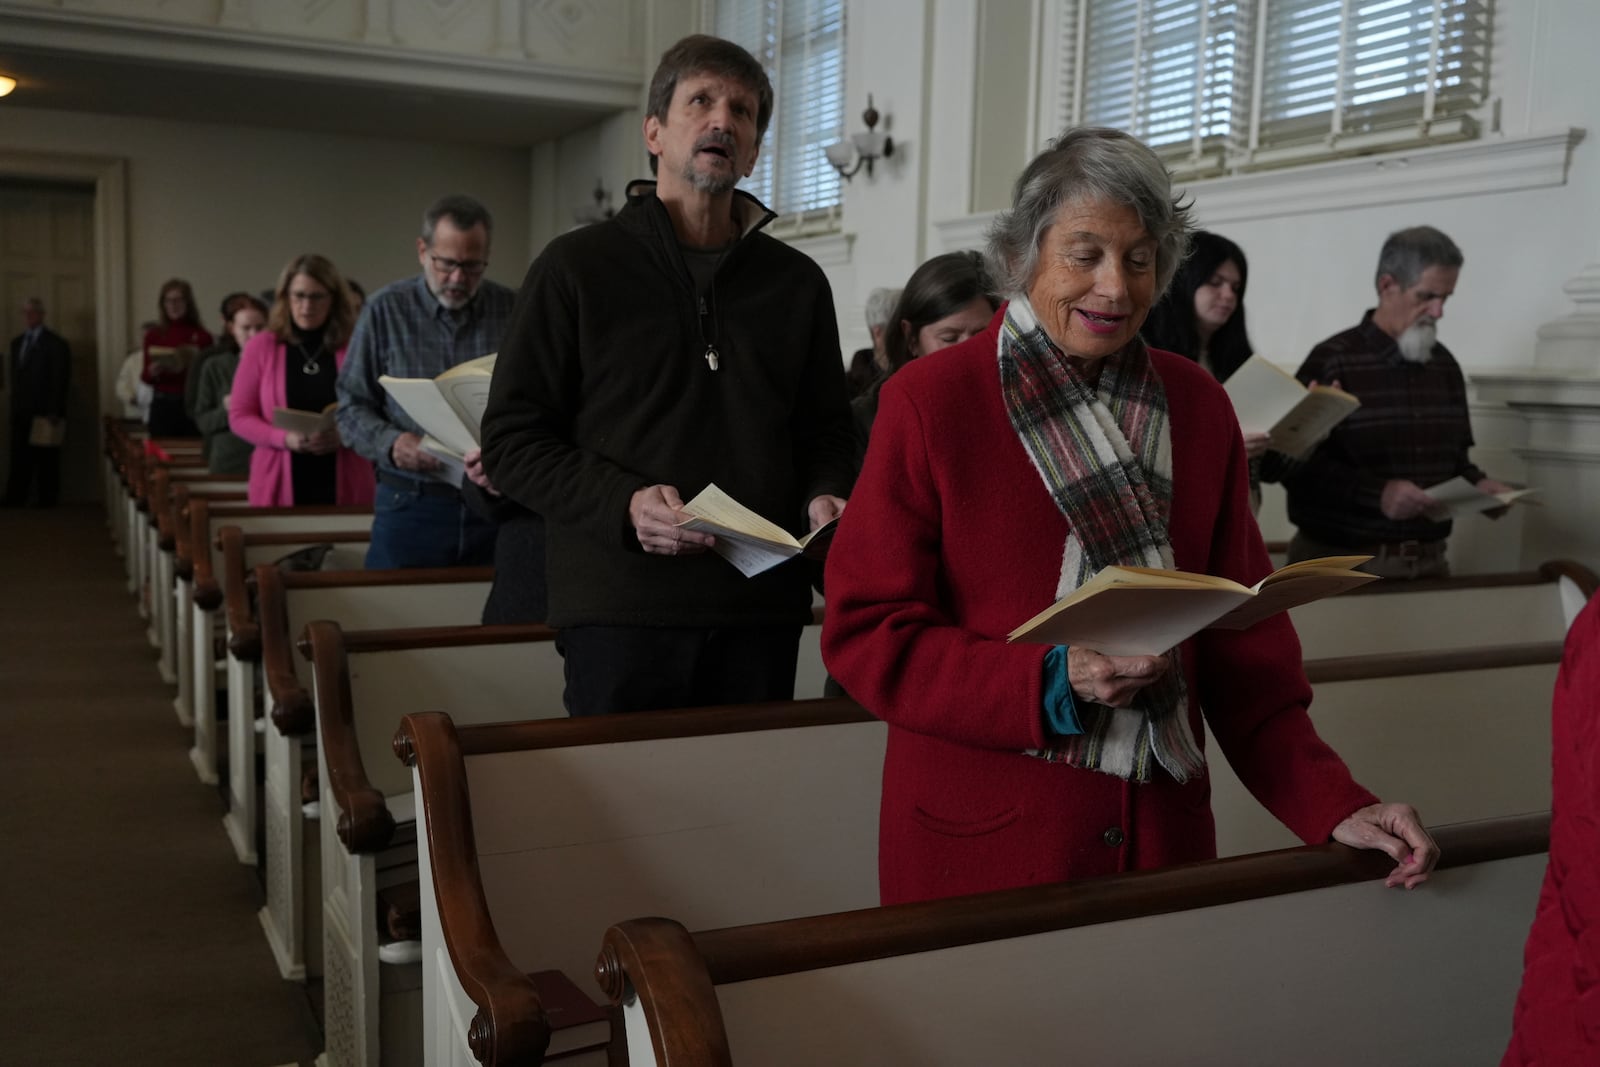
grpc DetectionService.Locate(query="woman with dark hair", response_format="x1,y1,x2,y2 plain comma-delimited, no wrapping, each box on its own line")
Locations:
191,294,267,475
228,254,374,507
853,251,999,457
1143,231,1270,509
1141,230,1254,384
142,278,214,437
824,127,1437,906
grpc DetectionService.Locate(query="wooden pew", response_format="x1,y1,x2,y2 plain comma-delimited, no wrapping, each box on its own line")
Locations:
597,813,1547,1066
188,504,374,783
305,620,565,1067
123,439,206,621
252,566,493,982
305,602,828,1067
1210,640,1571,856
398,700,883,1067
154,475,248,724
396,604,1579,1066
143,464,245,684
1286,560,1596,658
168,483,250,731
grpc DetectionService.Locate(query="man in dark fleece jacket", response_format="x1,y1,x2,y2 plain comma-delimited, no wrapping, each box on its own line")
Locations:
481,34,856,716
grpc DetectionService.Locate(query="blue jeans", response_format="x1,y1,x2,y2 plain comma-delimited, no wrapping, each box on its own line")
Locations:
365,480,497,570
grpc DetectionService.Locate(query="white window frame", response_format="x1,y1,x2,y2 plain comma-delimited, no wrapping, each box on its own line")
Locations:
1039,0,1495,181
706,0,848,233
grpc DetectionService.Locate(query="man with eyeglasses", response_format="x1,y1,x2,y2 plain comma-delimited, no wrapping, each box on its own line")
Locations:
336,193,516,568
482,35,855,715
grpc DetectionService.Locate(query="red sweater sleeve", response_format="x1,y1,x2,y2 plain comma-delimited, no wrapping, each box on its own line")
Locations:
823,369,1053,754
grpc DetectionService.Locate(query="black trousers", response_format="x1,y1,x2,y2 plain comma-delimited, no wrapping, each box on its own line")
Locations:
3,420,60,506
558,623,803,717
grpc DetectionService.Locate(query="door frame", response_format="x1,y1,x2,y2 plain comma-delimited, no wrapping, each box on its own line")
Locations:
0,151,128,423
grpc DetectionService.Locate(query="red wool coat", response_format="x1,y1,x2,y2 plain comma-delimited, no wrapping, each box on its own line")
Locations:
1502,593,1600,1065
822,317,1378,905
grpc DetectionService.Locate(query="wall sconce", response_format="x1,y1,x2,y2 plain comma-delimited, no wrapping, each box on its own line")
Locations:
0,75,16,98
573,179,614,225
825,95,894,181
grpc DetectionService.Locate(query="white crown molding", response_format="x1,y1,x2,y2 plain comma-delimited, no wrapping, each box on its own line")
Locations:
933,129,1586,244
0,6,640,109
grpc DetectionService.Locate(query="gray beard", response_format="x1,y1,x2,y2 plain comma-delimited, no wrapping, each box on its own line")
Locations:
1397,319,1437,363
682,159,739,196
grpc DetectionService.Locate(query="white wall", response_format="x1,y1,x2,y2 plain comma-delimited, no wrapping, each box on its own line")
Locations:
4,104,533,347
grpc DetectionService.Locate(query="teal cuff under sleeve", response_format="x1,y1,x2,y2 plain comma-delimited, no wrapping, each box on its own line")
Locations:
1042,645,1084,736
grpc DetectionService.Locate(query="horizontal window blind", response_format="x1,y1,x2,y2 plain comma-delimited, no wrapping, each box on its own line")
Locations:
715,0,846,215
1056,0,1491,175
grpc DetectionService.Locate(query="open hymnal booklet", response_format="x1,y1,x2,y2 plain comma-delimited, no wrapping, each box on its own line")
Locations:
272,403,338,436
1424,476,1541,518
147,344,200,371
1222,355,1360,459
1007,556,1378,657
675,483,838,578
379,353,495,484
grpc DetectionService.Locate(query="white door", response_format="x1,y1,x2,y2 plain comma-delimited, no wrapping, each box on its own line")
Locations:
0,181,99,503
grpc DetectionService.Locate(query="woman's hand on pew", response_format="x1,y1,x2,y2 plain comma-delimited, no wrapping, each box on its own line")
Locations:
631,484,714,556
1330,802,1440,889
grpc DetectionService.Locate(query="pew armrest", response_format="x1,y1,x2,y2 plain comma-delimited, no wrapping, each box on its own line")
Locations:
257,564,312,735
396,712,555,1067
307,620,396,853
219,526,259,662
597,918,732,1067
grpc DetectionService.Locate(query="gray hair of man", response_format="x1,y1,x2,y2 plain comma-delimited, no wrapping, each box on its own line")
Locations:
864,287,901,331
1374,225,1463,290
421,194,494,245
985,127,1193,301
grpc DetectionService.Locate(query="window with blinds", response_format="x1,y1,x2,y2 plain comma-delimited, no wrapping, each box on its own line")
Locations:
1054,0,1492,177
714,0,846,217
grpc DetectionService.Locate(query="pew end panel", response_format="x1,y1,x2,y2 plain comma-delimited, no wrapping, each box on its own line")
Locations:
253,570,492,997
598,815,1549,1067
308,620,563,1067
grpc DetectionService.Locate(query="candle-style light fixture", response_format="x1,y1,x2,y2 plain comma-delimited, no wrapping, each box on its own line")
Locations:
824,95,894,181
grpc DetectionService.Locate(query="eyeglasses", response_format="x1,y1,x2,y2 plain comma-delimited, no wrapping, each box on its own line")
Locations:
428,254,489,278
288,291,331,304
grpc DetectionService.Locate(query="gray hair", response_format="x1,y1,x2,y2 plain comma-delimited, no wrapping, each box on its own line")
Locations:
1375,226,1463,290
864,287,901,330
985,127,1192,299
421,194,493,245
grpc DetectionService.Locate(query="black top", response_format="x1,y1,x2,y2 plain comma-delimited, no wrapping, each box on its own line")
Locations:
482,181,857,629
284,325,337,506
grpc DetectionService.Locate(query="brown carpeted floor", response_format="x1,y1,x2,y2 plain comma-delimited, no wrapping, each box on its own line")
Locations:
0,504,321,1067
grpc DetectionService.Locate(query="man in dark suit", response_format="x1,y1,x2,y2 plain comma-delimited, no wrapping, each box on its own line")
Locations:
5,297,73,507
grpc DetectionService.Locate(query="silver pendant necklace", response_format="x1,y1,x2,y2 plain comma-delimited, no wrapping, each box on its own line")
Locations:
296,340,325,375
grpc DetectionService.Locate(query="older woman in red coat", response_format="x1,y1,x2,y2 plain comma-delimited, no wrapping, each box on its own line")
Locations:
1502,594,1599,1065
822,127,1440,906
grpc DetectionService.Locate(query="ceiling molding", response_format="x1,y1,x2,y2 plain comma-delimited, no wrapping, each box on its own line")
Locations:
0,6,641,110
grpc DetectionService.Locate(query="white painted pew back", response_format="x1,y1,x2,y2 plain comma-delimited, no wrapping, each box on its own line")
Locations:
665,849,1542,1066
1287,570,1578,658
1210,658,1558,856
468,719,886,991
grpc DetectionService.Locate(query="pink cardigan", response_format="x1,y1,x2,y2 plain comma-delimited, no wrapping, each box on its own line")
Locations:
228,332,375,508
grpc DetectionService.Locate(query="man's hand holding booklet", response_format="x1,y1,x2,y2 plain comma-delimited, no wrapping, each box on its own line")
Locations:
675,483,838,578
1008,556,1378,657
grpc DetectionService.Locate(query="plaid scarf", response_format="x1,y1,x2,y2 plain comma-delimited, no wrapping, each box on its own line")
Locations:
998,295,1205,783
